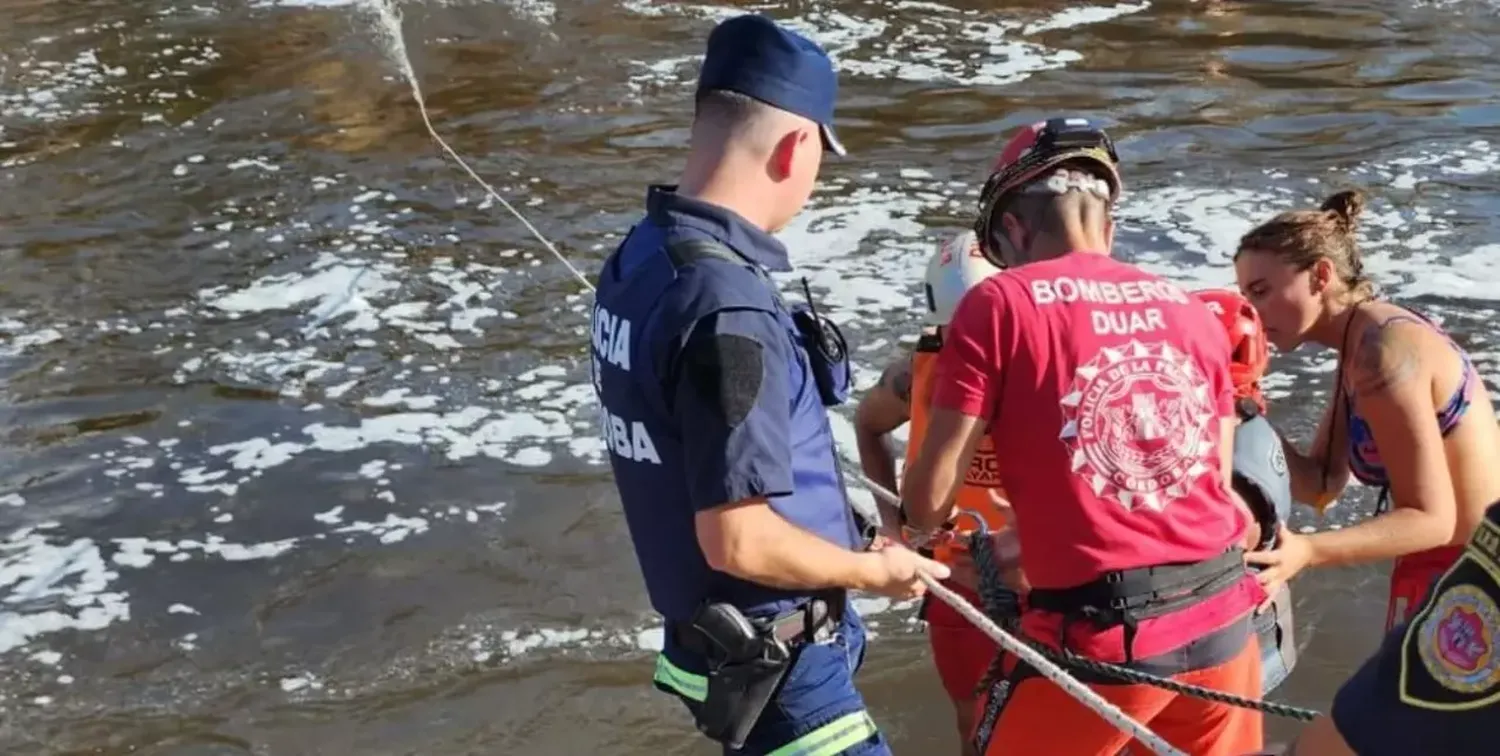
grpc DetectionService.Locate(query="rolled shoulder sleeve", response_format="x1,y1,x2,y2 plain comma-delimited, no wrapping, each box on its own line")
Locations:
932,280,1007,422
672,308,794,511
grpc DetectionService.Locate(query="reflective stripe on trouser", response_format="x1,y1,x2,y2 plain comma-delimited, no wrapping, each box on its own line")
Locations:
765,711,880,756
653,653,881,755
653,653,706,702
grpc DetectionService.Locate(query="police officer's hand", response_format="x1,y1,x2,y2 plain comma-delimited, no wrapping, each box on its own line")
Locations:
861,541,951,600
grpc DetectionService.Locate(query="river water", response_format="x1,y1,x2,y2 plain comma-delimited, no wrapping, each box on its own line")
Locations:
4,0,1500,752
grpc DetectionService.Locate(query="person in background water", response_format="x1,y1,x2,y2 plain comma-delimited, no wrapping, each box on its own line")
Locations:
853,229,1008,755
1242,499,1500,756
899,117,1266,756
1193,289,1299,695
1234,189,1500,632
589,14,948,756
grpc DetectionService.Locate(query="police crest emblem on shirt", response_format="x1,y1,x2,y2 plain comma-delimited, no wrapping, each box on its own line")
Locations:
1401,569,1500,711
1059,340,1216,512
1269,441,1288,476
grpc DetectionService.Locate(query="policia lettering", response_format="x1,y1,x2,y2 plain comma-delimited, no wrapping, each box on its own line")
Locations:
1400,511,1500,710
590,304,664,465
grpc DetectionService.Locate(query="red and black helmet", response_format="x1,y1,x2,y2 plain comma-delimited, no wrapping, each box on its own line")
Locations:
1194,289,1270,413
973,117,1123,266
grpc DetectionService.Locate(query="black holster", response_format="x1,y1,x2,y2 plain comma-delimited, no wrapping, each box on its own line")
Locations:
672,597,841,750
1026,549,1246,662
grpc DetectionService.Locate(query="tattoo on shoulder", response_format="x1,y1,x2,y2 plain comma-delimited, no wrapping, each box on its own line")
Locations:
1349,318,1423,397
879,356,914,404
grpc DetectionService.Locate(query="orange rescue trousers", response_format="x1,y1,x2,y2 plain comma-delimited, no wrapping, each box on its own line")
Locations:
969,637,1264,756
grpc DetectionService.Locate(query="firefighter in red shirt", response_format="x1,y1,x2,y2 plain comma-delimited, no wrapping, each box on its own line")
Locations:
899,118,1266,756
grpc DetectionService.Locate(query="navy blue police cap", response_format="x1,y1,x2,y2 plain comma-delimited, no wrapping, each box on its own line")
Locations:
696,14,846,156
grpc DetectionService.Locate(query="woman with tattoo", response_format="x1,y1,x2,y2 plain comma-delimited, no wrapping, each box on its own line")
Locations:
1234,188,1500,631
854,229,1007,755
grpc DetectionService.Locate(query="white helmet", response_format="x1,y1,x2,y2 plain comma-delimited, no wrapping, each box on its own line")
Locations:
924,230,1003,326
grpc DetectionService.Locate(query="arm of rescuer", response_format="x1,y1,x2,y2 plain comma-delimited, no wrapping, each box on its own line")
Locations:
899,284,1000,534
676,310,949,597
853,352,914,537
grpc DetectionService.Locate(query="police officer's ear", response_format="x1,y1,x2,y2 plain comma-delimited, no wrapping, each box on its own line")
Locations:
768,127,812,181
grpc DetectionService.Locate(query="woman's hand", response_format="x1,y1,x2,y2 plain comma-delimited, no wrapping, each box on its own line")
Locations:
1244,523,1314,610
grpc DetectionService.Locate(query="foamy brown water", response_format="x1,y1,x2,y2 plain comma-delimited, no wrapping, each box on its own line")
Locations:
3,0,1500,751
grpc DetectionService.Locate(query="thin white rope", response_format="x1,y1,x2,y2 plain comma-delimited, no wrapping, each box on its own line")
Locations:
369,0,594,293
375,9,1178,752
846,469,1185,756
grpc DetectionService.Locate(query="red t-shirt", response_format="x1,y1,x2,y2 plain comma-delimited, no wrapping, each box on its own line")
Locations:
932,251,1264,662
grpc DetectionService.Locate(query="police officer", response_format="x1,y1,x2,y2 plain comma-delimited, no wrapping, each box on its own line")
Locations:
589,13,948,756
1246,501,1500,755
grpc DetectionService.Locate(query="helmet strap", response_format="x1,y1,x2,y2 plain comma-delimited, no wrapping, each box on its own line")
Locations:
1016,169,1113,199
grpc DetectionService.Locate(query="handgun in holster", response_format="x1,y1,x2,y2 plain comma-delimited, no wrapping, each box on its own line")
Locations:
681,597,838,750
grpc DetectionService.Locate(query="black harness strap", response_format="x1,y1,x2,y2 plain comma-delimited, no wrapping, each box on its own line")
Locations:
1026,549,1247,662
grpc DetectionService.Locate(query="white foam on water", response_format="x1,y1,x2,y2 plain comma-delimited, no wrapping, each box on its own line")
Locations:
620,0,1147,90
1121,141,1500,302
0,27,222,170
1,501,511,655
0,530,128,655
253,0,360,6
462,594,923,664
279,672,324,692
252,0,557,26
1023,2,1151,35
0,314,65,359
203,261,396,319
334,514,430,545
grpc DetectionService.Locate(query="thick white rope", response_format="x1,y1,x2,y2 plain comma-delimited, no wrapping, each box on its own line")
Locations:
846,469,1186,756
373,10,1180,753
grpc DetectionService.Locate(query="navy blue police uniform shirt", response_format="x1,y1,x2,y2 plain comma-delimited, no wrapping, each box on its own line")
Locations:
590,185,862,634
